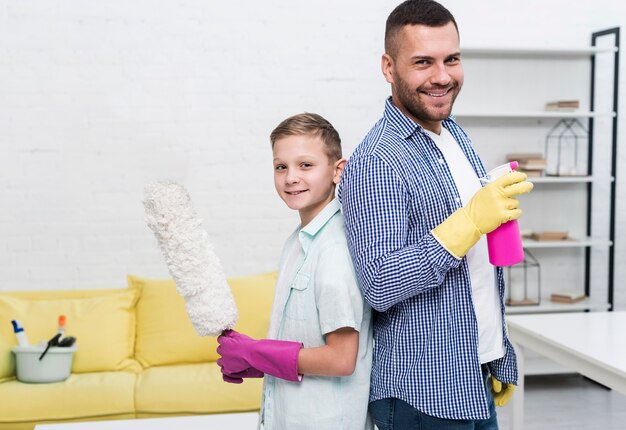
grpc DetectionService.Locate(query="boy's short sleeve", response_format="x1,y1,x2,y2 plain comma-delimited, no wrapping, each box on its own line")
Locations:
314,242,364,335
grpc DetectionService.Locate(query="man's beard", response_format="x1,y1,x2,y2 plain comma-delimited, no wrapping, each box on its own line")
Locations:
395,77,461,123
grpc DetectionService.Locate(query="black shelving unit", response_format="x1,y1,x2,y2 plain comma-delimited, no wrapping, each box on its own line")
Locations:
587,27,620,311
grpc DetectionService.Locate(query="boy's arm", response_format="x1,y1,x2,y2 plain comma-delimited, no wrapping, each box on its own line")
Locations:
218,224,365,382
296,241,362,377
217,327,359,382
297,327,359,376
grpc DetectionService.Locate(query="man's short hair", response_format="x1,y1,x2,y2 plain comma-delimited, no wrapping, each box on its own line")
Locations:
270,113,342,161
385,0,458,57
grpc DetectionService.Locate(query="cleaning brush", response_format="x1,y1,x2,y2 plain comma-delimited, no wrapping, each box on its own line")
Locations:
143,181,238,336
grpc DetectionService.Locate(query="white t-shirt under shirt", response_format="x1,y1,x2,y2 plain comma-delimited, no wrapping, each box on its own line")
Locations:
425,127,505,364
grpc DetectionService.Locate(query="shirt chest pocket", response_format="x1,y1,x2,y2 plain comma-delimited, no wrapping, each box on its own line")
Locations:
283,273,310,321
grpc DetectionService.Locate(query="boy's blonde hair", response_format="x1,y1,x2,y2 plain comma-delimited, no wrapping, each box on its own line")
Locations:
270,113,342,161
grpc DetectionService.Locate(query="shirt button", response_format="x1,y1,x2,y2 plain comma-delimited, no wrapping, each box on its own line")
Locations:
455,197,461,203
438,159,445,164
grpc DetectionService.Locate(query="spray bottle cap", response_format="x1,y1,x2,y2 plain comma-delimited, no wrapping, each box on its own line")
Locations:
58,315,67,328
11,320,24,334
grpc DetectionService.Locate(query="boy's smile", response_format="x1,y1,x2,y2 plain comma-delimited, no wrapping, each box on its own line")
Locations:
273,134,345,227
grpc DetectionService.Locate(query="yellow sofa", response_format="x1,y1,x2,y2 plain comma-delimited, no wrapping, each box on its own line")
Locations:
0,272,276,429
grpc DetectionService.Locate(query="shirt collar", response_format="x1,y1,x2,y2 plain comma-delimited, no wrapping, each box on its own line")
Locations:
298,198,340,254
383,96,457,139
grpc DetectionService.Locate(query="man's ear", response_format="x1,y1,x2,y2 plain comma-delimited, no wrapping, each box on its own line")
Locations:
333,158,347,184
381,53,395,84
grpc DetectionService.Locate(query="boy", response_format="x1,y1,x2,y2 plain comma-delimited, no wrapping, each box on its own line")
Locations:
217,113,373,430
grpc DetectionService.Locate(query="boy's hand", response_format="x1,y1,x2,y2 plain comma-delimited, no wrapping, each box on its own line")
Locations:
217,330,257,374
220,367,265,384
216,329,303,382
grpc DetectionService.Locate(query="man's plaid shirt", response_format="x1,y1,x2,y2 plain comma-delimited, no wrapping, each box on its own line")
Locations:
338,98,517,420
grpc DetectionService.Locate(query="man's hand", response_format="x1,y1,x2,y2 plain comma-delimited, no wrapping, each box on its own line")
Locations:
432,171,533,258
490,376,516,407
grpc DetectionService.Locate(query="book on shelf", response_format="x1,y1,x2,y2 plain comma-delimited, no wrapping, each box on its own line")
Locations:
518,160,547,171
506,153,543,162
545,100,580,111
519,169,543,177
527,231,569,241
550,290,587,304
506,153,547,174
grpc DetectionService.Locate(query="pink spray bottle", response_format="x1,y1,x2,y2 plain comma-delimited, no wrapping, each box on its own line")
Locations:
481,161,525,266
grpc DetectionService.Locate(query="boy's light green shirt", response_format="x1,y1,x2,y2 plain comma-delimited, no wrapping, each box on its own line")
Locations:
260,198,373,430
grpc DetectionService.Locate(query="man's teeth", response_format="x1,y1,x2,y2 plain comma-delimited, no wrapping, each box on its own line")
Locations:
427,91,448,97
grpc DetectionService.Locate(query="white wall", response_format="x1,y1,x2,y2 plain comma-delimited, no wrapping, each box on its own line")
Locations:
1,1,624,308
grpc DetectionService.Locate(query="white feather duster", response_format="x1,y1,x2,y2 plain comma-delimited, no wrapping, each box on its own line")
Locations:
143,181,238,336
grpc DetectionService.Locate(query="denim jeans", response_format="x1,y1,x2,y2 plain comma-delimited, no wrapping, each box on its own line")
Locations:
370,366,498,430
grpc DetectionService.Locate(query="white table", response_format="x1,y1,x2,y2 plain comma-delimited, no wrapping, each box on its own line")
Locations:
34,412,259,429
506,311,626,430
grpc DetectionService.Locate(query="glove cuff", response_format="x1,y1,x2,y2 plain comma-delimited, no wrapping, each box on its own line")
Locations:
250,339,303,382
432,208,482,258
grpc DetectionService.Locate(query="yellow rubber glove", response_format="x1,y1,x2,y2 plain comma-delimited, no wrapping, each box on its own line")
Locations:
490,376,516,407
432,171,533,258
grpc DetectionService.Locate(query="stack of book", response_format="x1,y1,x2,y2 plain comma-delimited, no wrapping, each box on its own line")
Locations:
545,100,580,111
506,153,547,176
528,231,569,241
550,289,587,304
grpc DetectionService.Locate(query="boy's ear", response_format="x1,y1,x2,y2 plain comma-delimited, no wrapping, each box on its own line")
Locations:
333,158,347,184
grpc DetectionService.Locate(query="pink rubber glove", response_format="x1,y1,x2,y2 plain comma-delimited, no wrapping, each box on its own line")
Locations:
221,366,264,384
217,330,302,382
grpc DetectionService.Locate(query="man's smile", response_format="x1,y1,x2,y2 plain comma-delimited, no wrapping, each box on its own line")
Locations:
420,86,453,97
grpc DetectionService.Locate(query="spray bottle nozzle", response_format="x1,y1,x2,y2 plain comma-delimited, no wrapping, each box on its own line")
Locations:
481,161,519,185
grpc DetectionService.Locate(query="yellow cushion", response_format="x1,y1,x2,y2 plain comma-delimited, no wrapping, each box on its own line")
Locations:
0,289,140,381
128,272,276,367
135,362,262,415
0,371,136,426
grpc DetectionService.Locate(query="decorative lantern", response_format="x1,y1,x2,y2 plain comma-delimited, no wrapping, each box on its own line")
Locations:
544,118,588,176
505,249,541,306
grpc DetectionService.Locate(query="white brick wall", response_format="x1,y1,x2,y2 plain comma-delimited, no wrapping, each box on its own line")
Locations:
1,1,625,309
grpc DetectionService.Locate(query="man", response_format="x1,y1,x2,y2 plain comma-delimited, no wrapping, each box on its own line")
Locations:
338,1,533,428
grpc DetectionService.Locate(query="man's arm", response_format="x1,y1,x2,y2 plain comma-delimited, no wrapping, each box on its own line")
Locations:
341,156,533,312
340,156,460,312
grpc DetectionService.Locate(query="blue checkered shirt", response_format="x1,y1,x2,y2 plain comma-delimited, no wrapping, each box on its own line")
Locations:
338,98,517,420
